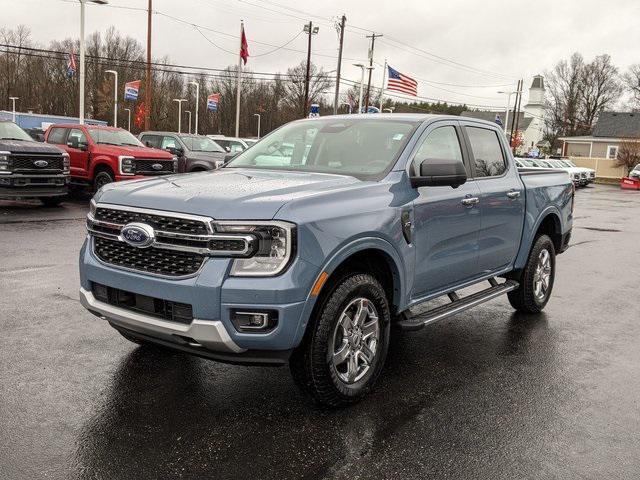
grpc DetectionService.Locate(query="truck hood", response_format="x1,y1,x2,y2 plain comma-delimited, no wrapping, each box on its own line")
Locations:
0,139,64,155
93,144,174,159
95,168,361,220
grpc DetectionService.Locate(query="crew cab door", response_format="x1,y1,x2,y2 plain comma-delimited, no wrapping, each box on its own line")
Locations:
461,123,525,273
65,128,90,177
410,121,481,298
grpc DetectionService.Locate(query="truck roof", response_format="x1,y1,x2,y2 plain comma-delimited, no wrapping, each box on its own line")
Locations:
47,123,122,131
293,113,500,128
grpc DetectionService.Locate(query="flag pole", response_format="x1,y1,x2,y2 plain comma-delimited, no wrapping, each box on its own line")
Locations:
379,59,387,111
235,20,243,138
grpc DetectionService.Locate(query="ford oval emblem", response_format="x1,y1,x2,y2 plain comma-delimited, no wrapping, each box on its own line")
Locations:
151,163,163,171
120,222,155,248
34,160,49,168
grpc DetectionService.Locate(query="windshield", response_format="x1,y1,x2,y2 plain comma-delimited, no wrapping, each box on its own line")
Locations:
227,118,419,178
547,160,564,168
564,159,577,167
536,160,553,168
244,139,257,146
88,128,143,147
0,121,33,141
180,135,225,153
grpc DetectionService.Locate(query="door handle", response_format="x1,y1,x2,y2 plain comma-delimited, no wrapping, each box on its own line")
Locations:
461,197,480,206
507,190,521,199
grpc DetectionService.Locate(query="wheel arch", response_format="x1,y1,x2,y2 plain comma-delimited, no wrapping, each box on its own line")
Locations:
292,237,407,349
513,207,563,272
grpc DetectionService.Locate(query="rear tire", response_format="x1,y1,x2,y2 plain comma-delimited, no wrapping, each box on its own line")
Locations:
508,234,556,313
290,273,391,407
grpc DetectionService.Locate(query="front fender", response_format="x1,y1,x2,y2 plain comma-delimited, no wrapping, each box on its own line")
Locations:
291,236,409,348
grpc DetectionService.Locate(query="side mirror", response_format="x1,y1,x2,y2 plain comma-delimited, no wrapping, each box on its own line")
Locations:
79,142,88,151
166,146,184,156
410,157,467,188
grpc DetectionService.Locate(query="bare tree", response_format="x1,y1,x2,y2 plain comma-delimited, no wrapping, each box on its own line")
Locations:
545,53,585,136
623,64,640,109
283,61,333,118
579,54,623,129
615,142,640,173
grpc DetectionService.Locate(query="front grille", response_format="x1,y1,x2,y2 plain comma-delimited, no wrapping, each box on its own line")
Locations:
94,236,205,277
94,207,209,235
11,155,64,173
580,172,587,178
92,282,194,324
134,159,174,174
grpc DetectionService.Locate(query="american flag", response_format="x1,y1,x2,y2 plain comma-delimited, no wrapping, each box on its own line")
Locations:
386,65,417,96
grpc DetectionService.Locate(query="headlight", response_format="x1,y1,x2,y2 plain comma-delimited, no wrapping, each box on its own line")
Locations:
118,156,135,175
62,153,70,174
0,151,11,174
172,156,179,172
89,199,97,217
215,221,295,276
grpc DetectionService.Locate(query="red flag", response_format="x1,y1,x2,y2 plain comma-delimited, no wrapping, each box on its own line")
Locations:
240,25,249,65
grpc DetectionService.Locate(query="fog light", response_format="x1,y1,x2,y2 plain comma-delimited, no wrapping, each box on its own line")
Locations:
231,310,277,332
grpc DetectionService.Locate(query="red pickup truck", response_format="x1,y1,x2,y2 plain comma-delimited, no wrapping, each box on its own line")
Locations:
44,124,177,191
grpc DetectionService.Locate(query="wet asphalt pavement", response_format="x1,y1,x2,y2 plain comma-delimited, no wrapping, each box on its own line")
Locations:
1,184,639,479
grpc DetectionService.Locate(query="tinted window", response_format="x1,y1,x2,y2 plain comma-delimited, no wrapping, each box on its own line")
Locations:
466,127,506,177
412,126,463,174
141,135,162,148
68,128,87,145
161,136,178,149
47,128,67,144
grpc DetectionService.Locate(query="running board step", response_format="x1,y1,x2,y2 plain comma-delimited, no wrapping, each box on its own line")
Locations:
397,279,519,331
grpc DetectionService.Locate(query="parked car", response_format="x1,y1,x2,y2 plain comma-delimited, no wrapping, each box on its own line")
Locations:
562,159,596,184
24,127,46,142
139,131,226,172
540,159,587,187
629,163,640,178
207,135,252,154
44,124,177,191
80,114,573,406
0,120,69,206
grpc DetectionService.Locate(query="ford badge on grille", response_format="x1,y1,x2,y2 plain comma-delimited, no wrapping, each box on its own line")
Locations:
34,160,49,168
120,223,155,248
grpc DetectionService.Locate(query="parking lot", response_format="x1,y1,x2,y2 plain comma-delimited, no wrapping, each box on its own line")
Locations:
1,184,639,479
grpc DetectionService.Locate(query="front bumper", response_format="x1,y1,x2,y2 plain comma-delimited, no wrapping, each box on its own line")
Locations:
0,173,69,198
79,236,320,358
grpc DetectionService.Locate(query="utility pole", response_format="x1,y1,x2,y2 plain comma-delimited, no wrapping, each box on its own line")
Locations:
512,79,524,154
303,21,319,118
364,32,382,112
145,0,152,130
332,14,346,115
509,80,523,155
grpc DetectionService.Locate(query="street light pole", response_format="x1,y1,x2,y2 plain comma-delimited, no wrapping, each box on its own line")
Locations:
302,22,319,118
124,108,131,131
253,113,261,138
78,0,108,125
353,63,373,114
498,90,517,134
9,97,18,122
172,98,186,133
185,110,192,134
105,69,118,127
188,80,199,135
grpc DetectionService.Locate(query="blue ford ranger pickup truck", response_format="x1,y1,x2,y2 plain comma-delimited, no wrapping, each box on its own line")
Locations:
80,114,573,406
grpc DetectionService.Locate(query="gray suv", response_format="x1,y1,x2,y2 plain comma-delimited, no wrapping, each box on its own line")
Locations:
139,132,226,173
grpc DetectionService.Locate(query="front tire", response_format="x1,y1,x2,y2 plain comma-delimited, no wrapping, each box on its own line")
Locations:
290,273,391,407
508,234,556,313
93,169,114,192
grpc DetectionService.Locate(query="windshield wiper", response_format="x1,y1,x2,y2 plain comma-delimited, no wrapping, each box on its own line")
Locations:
1,137,28,141
97,141,121,146
121,143,141,147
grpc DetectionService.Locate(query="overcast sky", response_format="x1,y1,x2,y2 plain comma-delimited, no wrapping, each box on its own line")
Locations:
3,0,640,109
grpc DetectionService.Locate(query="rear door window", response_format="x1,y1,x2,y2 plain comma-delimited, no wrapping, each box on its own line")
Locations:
161,136,178,149
47,128,67,145
465,127,507,177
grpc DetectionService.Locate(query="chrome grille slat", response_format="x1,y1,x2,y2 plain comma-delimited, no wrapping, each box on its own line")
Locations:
94,207,210,235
